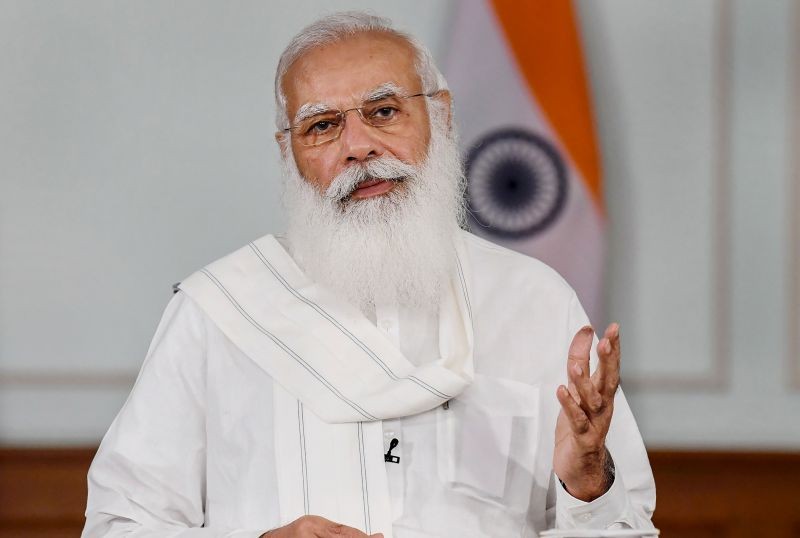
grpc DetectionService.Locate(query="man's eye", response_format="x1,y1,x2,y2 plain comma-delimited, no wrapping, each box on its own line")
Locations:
370,106,399,121
306,120,336,134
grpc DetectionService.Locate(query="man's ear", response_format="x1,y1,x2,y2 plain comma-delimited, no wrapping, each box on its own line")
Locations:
433,89,453,131
275,131,289,156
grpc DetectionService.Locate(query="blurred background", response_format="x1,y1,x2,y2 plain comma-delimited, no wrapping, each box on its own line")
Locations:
1,0,798,536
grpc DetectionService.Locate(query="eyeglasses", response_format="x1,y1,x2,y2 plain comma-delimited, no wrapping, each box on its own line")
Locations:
284,92,436,147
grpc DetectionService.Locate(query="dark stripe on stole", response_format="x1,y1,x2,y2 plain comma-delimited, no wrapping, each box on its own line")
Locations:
455,255,473,326
357,423,372,534
199,269,377,421
298,401,310,515
248,242,452,401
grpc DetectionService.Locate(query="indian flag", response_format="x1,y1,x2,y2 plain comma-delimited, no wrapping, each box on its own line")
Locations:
446,0,605,324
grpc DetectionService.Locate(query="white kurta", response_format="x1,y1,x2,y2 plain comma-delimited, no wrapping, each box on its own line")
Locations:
83,231,655,537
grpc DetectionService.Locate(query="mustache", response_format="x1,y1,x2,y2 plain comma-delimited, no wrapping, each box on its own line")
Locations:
325,156,419,201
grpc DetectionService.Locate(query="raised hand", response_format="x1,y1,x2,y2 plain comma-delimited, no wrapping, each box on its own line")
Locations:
261,515,384,538
553,324,621,502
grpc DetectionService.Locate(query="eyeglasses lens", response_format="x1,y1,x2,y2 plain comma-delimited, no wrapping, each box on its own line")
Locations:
296,96,414,146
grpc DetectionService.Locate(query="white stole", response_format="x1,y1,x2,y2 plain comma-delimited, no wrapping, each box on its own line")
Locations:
179,234,475,537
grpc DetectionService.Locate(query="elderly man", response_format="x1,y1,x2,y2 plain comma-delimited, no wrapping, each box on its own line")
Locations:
83,12,655,538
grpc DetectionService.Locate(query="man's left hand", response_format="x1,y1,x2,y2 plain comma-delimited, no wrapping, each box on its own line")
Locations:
553,323,620,502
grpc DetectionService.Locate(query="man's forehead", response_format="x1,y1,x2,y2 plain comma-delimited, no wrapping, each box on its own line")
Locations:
282,32,420,115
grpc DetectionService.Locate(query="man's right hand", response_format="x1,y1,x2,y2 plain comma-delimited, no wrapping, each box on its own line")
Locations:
260,515,384,537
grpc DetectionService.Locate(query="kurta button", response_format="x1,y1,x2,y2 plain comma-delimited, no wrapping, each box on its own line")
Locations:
579,512,592,522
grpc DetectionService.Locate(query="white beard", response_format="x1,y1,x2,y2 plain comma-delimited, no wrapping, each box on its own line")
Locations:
282,106,466,314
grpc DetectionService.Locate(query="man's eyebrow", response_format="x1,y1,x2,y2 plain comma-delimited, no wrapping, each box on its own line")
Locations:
292,83,408,124
293,102,333,124
363,82,407,102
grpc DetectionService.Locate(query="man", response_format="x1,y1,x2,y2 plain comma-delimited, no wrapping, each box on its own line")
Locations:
83,12,655,538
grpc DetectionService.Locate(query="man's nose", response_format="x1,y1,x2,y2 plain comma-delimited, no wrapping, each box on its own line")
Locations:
339,110,385,163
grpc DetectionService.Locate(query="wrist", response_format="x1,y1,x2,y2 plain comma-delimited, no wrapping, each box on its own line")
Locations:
560,447,615,502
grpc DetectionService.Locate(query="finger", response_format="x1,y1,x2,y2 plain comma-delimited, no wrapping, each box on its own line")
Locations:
326,523,373,537
567,336,594,400
566,326,593,406
567,325,593,372
594,323,621,396
290,515,329,536
568,359,604,416
556,385,591,435
567,378,581,406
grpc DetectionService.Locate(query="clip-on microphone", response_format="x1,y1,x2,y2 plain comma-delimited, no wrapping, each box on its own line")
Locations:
384,437,400,464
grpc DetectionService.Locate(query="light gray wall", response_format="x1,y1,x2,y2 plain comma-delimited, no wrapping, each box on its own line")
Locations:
2,0,798,449
0,0,456,443
578,0,800,449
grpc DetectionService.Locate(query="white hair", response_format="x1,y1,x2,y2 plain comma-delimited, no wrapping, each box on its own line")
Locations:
283,101,466,313
274,11,449,130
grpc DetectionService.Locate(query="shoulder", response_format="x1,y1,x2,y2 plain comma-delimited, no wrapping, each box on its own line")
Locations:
459,230,584,383
459,229,576,302
192,234,279,274
145,291,209,357
178,233,279,295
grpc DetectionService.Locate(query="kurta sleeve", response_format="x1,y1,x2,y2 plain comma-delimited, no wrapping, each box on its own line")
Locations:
82,293,265,538
550,292,657,531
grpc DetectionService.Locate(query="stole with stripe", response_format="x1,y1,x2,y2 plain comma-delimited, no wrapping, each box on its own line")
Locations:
179,234,476,536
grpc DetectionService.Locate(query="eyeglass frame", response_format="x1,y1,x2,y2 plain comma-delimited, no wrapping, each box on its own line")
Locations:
282,91,441,147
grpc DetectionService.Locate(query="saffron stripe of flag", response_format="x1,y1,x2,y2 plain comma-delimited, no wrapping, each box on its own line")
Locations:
446,0,606,324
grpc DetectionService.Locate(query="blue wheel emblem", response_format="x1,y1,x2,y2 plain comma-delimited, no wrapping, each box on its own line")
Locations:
466,128,568,238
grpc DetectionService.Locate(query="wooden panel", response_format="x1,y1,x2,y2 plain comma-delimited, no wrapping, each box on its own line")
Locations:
1,448,799,536
650,451,800,537
0,448,95,538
